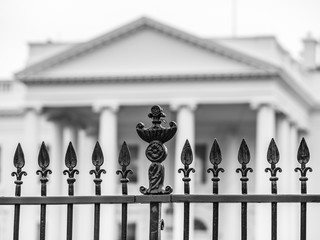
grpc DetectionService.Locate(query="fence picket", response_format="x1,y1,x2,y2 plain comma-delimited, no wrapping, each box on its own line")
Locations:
63,142,79,240
90,141,106,240
295,138,312,240
36,142,52,240
12,144,27,240
207,139,224,240
266,139,282,240
178,139,195,240
236,139,253,240
117,141,133,240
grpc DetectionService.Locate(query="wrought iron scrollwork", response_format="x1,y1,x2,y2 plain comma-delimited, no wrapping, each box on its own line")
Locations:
178,140,195,194
137,105,177,195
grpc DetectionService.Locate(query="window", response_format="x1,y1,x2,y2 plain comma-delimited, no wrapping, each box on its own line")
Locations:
118,223,136,240
194,218,207,231
127,223,136,240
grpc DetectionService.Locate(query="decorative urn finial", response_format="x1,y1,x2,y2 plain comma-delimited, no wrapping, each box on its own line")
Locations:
137,105,177,195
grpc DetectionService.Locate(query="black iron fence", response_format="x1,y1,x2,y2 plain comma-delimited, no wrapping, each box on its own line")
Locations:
0,105,317,240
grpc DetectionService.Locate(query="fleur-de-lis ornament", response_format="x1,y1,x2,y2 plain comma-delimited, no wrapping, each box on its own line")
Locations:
116,142,133,195
207,139,224,194
36,142,52,196
236,139,253,194
11,143,27,196
178,140,195,194
89,142,106,195
295,138,312,194
63,142,79,196
265,138,282,194
36,142,52,178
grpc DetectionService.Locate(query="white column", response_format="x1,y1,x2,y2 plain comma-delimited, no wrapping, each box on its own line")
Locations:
75,129,95,240
47,120,64,240
255,104,276,240
97,105,119,240
220,132,240,239
20,107,40,240
277,114,299,240
172,103,196,240
277,114,291,192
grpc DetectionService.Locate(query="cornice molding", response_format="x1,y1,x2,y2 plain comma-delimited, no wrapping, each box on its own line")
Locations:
19,71,279,85
16,17,277,79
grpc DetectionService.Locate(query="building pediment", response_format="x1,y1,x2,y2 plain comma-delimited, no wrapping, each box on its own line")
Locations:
16,17,277,82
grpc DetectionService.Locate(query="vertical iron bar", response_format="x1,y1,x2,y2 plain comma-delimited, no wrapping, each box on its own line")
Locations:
12,143,26,240
241,201,247,240
66,182,74,240
183,201,190,240
121,180,129,240
93,203,100,240
270,166,279,240
236,139,252,240
300,178,307,240
295,138,312,240
13,185,21,240
117,142,133,240
212,184,219,240
90,142,106,240
63,142,79,240
37,142,52,240
207,139,224,240
300,202,306,240
265,139,281,240
150,203,162,240
178,140,195,240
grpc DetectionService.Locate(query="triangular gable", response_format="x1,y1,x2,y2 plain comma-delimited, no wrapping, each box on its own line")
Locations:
16,17,278,80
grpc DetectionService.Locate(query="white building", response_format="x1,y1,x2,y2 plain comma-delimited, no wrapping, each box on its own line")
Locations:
1,16,320,240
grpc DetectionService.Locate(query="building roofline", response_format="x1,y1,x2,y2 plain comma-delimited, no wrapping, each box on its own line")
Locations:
16,17,278,79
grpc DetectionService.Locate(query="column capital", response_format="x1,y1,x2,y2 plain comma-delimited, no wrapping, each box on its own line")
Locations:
170,101,197,112
92,101,119,113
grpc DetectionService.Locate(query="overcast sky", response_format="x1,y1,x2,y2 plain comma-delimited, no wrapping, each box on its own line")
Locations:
1,0,319,79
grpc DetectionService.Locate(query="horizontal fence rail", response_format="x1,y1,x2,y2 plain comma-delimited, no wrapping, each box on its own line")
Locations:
1,105,316,240
1,194,320,205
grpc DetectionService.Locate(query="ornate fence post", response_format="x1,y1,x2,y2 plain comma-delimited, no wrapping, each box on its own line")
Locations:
136,105,177,240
